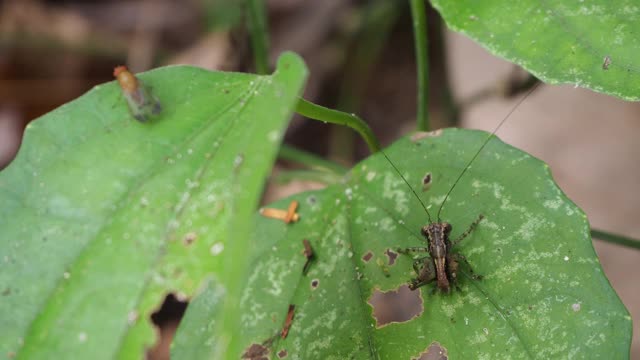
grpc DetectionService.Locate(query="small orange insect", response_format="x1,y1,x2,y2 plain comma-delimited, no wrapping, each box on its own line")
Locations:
259,200,300,223
113,65,162,122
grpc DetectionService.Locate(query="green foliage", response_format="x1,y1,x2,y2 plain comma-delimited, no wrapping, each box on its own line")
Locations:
431,0,640,100
0,53,307,359
1,0,636,357
200,130,629,359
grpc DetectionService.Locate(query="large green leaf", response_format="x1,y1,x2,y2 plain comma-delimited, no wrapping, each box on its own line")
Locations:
431,0,640,100
220,129,630,358
0,52,307,359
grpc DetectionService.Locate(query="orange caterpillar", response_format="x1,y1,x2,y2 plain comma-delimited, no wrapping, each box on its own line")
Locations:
113,66,162,122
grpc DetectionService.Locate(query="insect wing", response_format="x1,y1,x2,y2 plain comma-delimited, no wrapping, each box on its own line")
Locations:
124,84,162,122
114,65,162,122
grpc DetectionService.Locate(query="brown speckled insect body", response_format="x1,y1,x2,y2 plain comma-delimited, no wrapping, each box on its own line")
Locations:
388,85,539,293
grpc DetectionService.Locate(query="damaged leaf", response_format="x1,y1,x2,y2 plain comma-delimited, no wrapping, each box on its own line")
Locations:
0,53,307,359
209,129,630,358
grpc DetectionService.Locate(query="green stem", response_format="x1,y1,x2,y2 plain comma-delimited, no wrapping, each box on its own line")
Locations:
278,144,348,175
591,229,640,250
329,0,401,163
427,3,459,126
296,98,381,154
246,0,270,74
410,0,429,131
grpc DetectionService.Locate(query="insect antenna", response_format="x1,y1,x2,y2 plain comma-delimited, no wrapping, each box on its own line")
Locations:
436,82,541,222
380,150,433,224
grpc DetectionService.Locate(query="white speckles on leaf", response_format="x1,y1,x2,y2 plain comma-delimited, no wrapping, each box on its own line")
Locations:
382,172,410,216
469,330,488,345
543,199,562,209
127,310,138,325
268,130,280,142
209,242,224,256
233,154,244,169
302,308,338,338
514,215,548,242
344,188,353,200
379,217,396,232
440,296,465,318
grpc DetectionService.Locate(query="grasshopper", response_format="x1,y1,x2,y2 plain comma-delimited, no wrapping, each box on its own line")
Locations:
384,84,539,293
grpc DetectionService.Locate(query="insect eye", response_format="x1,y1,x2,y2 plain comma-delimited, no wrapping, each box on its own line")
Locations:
444,223,452,233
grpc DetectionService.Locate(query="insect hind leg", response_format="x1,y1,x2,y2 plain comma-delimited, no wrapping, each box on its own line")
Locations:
451,253,483,280
408,257,436,290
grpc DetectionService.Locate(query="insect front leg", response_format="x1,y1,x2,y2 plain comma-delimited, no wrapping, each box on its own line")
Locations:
451,214,484,247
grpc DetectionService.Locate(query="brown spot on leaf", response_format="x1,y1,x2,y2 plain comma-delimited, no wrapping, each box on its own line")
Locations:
414,341,448,360
368,285,423,328
182,232,197,246
362,251,373,262
310,279,319,290
2,288,10,296
422,173,432,192
302,239,315,275
602,55,612,70
277,349,288,358
384,249,398,265
241,343,269,360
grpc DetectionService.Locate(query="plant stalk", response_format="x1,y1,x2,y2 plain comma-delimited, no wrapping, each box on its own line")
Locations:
592,229,640,250
296,98,381,154
246,0,270,74
410,0,429,131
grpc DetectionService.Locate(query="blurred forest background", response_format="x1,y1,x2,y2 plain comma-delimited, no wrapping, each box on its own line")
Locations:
1,0,639,358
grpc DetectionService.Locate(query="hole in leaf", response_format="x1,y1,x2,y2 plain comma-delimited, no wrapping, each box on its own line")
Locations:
147,293,188,359
413,341,448,360
422,172,432,192
310,279,319,290
182,231,197,246
384,248,398,265
368,285,423,327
